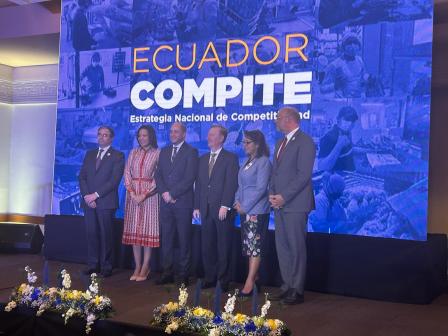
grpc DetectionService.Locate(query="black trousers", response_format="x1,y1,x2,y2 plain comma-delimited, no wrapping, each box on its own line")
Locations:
160,204,193,278
201,209,234,284
84,208,115,272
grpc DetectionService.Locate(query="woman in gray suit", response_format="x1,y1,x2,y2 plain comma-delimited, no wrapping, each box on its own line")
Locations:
234,130,272,296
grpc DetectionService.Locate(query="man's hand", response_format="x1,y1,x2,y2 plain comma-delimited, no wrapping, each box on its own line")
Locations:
88,201,97,208
162,192,173,203
269,194,286,209
84,193,98,204
218,206,228,221
193,209,200,220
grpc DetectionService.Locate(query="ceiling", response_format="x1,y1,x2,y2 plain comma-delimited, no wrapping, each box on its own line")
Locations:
0,0,60,67
0,0,59,12
0,33,60,67
0,0,446,68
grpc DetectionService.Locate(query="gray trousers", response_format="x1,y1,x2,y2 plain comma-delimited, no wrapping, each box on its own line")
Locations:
274,210,308,294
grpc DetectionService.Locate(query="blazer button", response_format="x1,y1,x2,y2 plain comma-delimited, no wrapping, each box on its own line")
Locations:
208,185,210,188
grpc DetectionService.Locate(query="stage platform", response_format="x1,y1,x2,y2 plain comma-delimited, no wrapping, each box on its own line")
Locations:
1,254,448,335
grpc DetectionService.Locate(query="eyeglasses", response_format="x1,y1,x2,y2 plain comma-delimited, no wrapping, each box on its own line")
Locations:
242,140,254,145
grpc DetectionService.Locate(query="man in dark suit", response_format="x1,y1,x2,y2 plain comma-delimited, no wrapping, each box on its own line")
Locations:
193,125,239,291
79,126,125,277
155,122,198,286
269,107,316,304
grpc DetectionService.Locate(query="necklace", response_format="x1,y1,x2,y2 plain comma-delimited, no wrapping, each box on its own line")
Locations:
244,157,256,170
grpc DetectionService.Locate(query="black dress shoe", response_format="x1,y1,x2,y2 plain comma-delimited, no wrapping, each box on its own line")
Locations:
282,291,304,305
202,281,216,289
82,267,99,276
156,274,174,285
270,288,289,301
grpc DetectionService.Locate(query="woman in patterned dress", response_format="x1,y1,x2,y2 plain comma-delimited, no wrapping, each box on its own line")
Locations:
123,125,160,281
234,130,272,296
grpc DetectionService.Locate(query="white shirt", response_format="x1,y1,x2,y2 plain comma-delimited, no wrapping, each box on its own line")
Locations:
97,145,110,160
172,141,184,152
209,146,223,164
285,127,300,145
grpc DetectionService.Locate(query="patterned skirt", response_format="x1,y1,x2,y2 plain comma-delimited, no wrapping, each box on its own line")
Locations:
240,213,269,257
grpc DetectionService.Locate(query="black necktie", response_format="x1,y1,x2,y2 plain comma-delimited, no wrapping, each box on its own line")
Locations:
96,149,104,170
171,146,178,162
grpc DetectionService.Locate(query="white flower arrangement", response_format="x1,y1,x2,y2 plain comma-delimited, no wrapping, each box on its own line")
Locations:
4,266,114,334
61,269,71,289
260,294,271,318
165,320,179,334
25,266,37,284
4,301,16,312
178,284,188,307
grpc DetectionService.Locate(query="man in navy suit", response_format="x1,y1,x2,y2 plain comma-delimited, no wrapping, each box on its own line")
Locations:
155,122,198,286
193,125,239,291
79,126,125,277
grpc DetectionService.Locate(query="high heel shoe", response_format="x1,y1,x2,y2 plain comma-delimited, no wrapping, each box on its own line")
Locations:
135,269,150,282
130,268,141,281
238,282,261,297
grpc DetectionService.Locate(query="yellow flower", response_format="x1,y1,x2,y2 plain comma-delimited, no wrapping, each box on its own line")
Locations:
94,295,101,305
234,313,248,324
18,284,26,294
266,319,277,331
193,307,214,318
165,301,178,312
193,307,203,316
253,316,264,327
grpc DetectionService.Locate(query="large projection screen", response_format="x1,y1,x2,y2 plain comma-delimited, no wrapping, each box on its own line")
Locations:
54,0,433,241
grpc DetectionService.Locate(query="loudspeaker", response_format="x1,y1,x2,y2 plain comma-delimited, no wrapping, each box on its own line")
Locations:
0,223,44,254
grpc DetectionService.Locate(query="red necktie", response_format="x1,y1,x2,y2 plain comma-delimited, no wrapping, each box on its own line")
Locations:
276,137,287,160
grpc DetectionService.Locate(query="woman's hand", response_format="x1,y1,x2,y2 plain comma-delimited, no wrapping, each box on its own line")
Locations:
234,202,245,215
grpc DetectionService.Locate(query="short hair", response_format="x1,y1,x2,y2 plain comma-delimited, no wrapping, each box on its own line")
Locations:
244,130,270,158
91,52,101,63
211,124,228,142
342,34,361,48
172,122,186,134
279,106,301,123
136,125,158,148
98,125,114,138
337,106,359,122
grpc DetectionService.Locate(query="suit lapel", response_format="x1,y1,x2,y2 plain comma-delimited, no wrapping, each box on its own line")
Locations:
169,143,186,172
95,147,112,174
276,130,300,166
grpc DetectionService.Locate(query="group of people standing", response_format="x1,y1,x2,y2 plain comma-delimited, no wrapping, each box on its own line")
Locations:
78,106,316,305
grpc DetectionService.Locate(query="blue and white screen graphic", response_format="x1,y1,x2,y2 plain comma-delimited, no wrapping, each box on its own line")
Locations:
54,0,433,241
